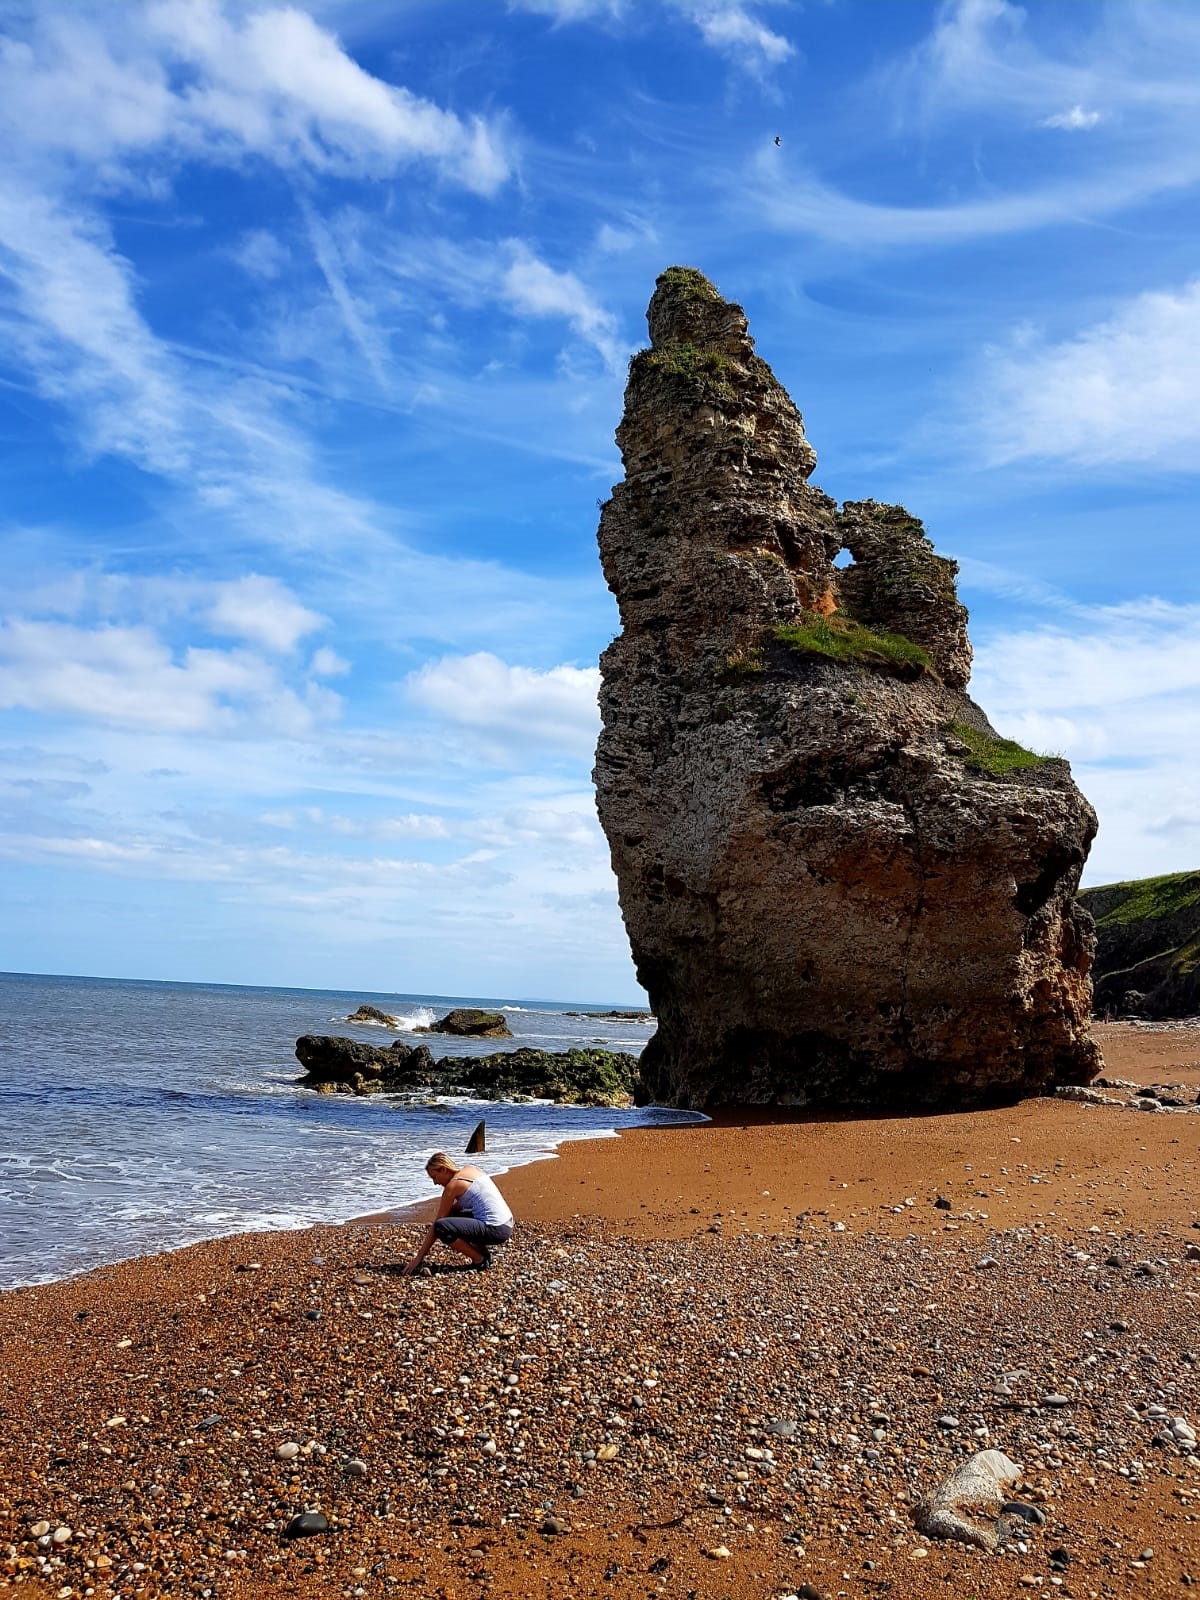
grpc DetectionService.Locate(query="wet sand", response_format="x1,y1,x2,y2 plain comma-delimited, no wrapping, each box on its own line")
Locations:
1,1021,1199,1599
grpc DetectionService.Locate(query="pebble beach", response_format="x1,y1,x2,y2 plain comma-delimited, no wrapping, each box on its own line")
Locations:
2,1022,1199,1600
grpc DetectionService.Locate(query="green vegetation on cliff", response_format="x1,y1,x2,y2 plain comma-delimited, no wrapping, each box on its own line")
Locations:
949,722,1048,777
656,265,720,299
774,612,930,674
1079,868,1200,1017
633,340,734,402
1087,869,1200,928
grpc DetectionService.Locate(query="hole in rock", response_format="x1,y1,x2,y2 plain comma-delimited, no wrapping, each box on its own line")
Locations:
833,547,854,569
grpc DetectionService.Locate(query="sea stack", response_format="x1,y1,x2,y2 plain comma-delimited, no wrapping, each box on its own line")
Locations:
594,267,1100,1109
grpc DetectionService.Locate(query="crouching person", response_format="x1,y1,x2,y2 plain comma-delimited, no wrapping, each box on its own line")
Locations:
401,1153,514,1275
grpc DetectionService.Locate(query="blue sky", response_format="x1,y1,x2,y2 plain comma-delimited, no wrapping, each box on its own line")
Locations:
0,0,1197,1002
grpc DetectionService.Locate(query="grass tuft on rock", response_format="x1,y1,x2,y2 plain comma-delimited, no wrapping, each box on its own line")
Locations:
656,265,720,299
716,648,764,685
774,612,930,675
633,340,735,402
949,722,1048,776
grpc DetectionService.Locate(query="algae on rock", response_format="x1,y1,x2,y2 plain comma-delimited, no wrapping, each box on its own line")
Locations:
593,267,1100,1110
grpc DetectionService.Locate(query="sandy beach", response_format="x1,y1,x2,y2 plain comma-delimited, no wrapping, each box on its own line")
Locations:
2,1021,1199,1599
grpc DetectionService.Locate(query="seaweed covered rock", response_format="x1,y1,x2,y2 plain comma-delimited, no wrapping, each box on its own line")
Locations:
593,266,1100,1110
1080,870,1200,1017
294,1036,639,1106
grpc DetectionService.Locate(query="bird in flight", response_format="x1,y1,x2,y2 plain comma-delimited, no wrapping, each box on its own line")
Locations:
774,135,782,146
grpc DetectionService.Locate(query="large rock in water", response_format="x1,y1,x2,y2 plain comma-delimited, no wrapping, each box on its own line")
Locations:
594,266,1100,1110
294,1036,640,1106
428,1008,512,1038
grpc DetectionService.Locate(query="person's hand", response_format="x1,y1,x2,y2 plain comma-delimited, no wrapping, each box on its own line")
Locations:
399,1256,419,1277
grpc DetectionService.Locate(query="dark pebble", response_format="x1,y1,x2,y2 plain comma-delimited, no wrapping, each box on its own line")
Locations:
1049,1547,1071,1567
1001,1502,1047,1525
284,1511,329,1539
798,1585,825,1600
197,1415,222,1431
540,1515,565,1535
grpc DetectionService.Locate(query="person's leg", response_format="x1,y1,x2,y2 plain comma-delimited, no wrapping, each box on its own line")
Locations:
433,1217,488,1266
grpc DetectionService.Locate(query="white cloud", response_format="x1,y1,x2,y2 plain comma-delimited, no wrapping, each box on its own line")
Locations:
0,2,511,193
381,232,625,371
405,652,601,760
763,0,1200,249
208,575,324,653
261,806,449,839
0,619,339,736
507,0,792,72
310,646,350,678
502,243,623,369
679,2,793,69
232,228,290,279
970,599,1200,884
975,278,1200,467
753,152,1200,247
887,0,1194,127
1041,105,1102,131
299,197,391,392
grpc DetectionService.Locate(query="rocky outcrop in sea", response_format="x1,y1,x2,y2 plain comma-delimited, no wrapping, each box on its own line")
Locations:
594,267,1100,1110
294,1036,640,1106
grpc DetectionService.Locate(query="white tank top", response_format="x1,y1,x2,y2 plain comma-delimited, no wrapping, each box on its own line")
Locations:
460,1173,513,1228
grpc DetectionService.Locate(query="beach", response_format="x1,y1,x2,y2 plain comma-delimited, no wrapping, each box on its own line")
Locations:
2,1022,1199,1599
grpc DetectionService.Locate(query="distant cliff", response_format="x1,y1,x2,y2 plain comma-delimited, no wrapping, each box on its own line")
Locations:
594,267,1100,1110
1080,870,1200,1017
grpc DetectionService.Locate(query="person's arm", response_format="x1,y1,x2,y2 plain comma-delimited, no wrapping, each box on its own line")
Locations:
402,1178,469,1274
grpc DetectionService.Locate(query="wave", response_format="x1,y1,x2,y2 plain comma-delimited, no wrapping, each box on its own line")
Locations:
335,1005,437,1032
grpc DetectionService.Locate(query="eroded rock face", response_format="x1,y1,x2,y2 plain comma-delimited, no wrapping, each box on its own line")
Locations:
594,267,1100,1110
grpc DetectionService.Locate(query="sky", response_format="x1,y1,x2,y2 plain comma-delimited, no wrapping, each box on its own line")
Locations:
0,0,1197,1002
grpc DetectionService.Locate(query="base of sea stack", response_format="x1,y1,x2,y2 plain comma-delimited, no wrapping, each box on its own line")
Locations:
635,1018,1100,1111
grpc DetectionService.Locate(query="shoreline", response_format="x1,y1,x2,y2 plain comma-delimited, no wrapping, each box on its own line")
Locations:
2,1021,1199,1599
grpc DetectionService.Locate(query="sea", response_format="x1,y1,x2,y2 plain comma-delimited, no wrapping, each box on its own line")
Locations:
0,971,701,1292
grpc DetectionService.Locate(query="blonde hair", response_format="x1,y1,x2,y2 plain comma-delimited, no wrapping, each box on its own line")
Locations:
425,1152,460,1174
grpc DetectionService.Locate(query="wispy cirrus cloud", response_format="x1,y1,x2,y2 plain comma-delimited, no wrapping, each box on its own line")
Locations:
507,0,793,74
1041,105,1102,131
753,0,1200,249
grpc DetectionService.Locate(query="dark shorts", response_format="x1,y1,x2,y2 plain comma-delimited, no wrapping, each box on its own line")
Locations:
433,1217,513,1248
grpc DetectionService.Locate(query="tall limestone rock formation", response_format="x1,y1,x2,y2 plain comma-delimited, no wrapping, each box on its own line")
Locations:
595,268,1100,1109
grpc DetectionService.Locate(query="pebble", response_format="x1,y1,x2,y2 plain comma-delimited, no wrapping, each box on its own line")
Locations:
51,1527,71,1546
704,1545,731,1559
540,1515,565,1535
275,1441,301,1461
284,1511,329,1538
344,1458,368,1477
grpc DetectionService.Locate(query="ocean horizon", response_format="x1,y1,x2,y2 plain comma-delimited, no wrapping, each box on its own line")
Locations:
0,970,698,1292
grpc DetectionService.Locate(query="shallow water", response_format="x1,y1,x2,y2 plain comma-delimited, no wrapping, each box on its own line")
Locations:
0,972,698,1289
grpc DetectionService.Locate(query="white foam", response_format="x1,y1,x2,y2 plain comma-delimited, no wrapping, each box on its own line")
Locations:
338,1005,437,1032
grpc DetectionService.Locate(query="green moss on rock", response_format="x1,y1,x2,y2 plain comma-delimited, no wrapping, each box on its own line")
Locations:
774,612,930,675
656,266,720,299
949,722,1048,777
